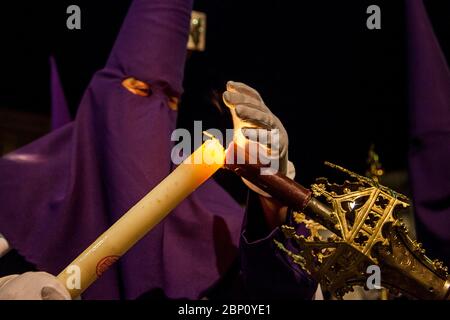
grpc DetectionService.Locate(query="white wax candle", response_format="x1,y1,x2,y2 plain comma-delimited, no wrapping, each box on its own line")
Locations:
57,139,225,298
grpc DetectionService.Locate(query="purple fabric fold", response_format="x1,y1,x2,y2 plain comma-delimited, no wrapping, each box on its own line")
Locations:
0,0,245,299
407,0,450,263
239,193,316,299
50,56,71,130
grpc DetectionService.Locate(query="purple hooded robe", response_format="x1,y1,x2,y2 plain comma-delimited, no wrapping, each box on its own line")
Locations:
407,0,450,265
0,0,316,300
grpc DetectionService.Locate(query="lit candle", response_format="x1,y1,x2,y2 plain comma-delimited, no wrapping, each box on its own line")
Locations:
57,138,225,298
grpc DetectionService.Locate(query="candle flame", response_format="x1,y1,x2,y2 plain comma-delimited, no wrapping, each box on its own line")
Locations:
202,131,216,140
199,132,225,165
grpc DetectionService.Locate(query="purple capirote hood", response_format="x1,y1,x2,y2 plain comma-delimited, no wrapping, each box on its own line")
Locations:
0,0,244,299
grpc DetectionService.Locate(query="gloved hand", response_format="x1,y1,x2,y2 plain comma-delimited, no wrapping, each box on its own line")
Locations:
223,81,295,196
0,272,71,300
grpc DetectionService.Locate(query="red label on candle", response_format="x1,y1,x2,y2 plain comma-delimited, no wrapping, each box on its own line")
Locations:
96,255,120,277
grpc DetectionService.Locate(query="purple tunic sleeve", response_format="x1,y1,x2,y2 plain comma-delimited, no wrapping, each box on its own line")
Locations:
239,192,317,299
407,1,450,264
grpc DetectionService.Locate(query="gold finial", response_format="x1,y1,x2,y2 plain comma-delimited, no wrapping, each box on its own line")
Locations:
366,144,384,182
276,163,449,300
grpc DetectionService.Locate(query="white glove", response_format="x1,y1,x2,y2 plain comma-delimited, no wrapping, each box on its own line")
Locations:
223,81,295,196
0,272,71,300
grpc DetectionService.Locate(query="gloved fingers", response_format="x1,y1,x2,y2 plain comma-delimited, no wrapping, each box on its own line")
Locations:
240,129,285,168
237,107,288,154
238,137,282,168
228,107,256,132
241,127,280,150
0,272,71,300
35,273,71,300
41,286,70,300
223,91,266,112
0,275,18,289
234,105,275,129
226,81,262,101
242,133,288,169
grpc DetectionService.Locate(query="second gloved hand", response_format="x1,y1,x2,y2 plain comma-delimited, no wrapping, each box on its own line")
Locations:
0,272,71,300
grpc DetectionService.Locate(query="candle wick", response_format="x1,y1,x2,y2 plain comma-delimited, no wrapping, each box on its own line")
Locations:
202,131,216,140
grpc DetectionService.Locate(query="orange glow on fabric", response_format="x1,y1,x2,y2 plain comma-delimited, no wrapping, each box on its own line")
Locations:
57,139,225,298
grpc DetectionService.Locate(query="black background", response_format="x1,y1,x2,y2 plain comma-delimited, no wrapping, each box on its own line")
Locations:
0,0,449,186
0,299,447,318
